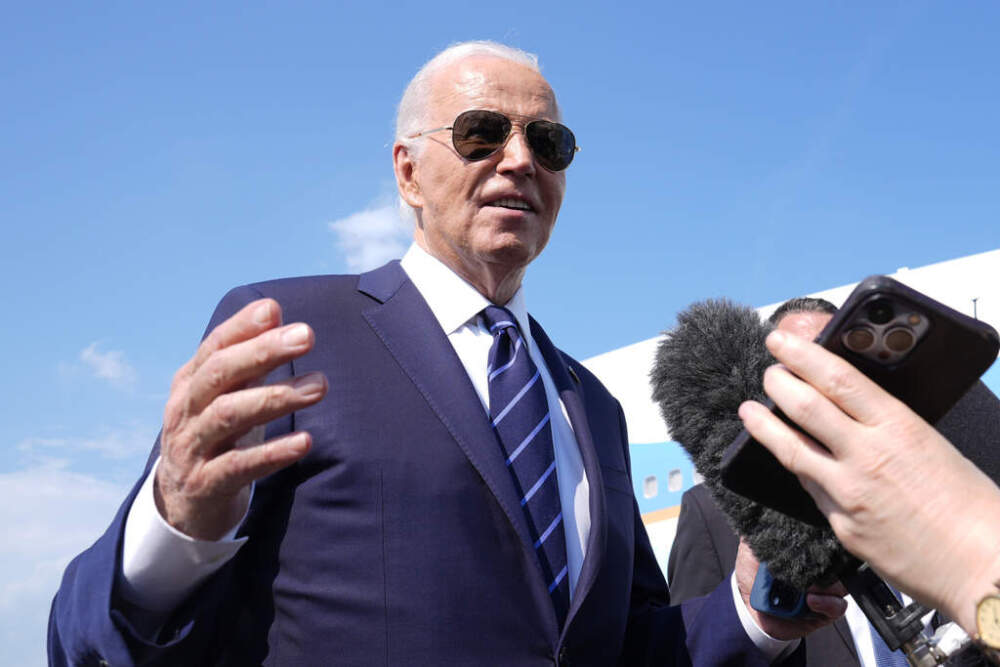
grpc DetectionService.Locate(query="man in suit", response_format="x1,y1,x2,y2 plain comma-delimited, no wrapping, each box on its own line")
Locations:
48,42,844,666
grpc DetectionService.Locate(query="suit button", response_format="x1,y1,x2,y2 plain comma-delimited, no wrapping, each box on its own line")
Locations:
557,645,571,666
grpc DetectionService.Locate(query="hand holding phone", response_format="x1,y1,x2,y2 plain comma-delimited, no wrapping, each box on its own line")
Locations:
720,275,999,526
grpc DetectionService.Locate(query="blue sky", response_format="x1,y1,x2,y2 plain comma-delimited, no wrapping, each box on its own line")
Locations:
3,2,999,663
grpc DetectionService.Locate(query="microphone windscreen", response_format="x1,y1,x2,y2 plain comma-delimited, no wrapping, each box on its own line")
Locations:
937,379,1000,484
650,299,847,588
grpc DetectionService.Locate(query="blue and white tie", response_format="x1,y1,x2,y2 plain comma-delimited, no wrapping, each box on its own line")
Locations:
482,306,569,626
870,586,912,667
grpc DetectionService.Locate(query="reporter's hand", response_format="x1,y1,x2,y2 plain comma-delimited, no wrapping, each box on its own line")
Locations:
155,299,328,540
738,329,1000,633
734,539,847,640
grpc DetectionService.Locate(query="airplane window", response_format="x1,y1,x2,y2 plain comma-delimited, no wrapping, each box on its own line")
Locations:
643,475,658,498
667,469,683,493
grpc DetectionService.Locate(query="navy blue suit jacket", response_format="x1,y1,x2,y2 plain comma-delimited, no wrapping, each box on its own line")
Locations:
49,262,783,666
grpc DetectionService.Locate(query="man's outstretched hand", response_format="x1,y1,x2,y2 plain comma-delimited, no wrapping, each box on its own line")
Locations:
155,299,328,540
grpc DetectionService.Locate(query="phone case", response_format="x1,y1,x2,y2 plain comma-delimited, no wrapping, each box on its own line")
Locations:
749,562,810,618
719,275,1000,526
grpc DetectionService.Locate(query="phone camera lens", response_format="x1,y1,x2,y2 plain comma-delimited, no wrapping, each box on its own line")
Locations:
844,327,876,352
867,299,895,324
885,327,915,353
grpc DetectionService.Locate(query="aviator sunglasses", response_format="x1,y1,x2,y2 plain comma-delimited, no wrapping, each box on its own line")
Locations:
410,109,579,172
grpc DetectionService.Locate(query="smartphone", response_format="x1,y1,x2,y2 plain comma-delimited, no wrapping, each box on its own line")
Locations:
749,562,811,618
719,274,1000,527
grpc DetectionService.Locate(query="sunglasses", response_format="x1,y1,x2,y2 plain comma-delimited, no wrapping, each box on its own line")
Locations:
410,109,579,172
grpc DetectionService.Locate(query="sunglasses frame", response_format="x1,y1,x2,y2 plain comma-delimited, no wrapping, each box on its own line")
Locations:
409,109,579,172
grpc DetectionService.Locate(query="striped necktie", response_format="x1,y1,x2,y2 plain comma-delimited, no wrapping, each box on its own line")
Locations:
481,305,570,626
870,585,912,667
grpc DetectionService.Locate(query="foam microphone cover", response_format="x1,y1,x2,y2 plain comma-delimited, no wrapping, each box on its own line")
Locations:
650,299,847,589
937,379,1000,485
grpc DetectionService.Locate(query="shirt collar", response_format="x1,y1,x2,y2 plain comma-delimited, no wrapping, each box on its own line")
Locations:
399,243,532,337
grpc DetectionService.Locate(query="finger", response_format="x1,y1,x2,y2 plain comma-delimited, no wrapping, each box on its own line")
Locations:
806,580,848,597
186,322,315,411
192,372,328,455
738,399,837,486
805,592,847,619
205,430,313,492
178,299,284,384
761,364,863,458
765,330,904,426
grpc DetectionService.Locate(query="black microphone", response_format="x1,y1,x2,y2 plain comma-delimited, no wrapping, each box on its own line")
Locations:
650,298,1000,589
651,298,999,664
650,298,848,589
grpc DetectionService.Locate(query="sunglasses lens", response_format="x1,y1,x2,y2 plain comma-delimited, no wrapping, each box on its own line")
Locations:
451,110,511,161
449,110,577,171
526,121,576,171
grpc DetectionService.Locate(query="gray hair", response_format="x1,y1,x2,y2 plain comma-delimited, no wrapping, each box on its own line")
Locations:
394,41,544,221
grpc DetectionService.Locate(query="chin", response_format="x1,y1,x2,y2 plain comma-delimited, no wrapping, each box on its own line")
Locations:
485,233,547,265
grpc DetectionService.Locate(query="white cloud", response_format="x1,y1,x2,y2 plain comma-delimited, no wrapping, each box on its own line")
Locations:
79,342,138,388
2,423,155,662
17,424,153,461
329,203,412,272
0,463,131,664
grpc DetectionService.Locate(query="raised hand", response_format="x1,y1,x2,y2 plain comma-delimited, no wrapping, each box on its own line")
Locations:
154,298,328,540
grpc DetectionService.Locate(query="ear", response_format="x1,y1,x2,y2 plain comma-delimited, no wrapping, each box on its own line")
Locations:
393,142,423,210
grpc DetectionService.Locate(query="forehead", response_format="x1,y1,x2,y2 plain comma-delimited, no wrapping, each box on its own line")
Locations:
427,56,559,122
776,311,833,339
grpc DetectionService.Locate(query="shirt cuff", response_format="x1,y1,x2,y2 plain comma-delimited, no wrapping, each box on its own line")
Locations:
118,457,252,612
730,571,800,663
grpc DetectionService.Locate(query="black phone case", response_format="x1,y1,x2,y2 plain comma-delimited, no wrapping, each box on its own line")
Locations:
719,275,1000,527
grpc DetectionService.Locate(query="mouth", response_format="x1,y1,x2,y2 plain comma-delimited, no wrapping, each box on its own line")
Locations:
485,197,535,213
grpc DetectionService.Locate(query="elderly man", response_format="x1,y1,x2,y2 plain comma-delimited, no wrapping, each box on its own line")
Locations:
49,42,842,666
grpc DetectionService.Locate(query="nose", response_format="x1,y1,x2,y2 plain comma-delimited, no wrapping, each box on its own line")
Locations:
495,125,536,177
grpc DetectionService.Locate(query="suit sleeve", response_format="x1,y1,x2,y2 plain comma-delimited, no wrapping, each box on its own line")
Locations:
666,488,728,603
615,405,796,667
47,285,278,667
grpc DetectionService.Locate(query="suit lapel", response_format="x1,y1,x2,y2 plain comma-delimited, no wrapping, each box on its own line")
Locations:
530,317,608,631
833,617,860,663
358,262,535,554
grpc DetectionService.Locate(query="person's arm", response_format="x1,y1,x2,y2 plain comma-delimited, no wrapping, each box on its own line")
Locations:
48,288,328,665
117,456,250,617
738,328,1000,636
